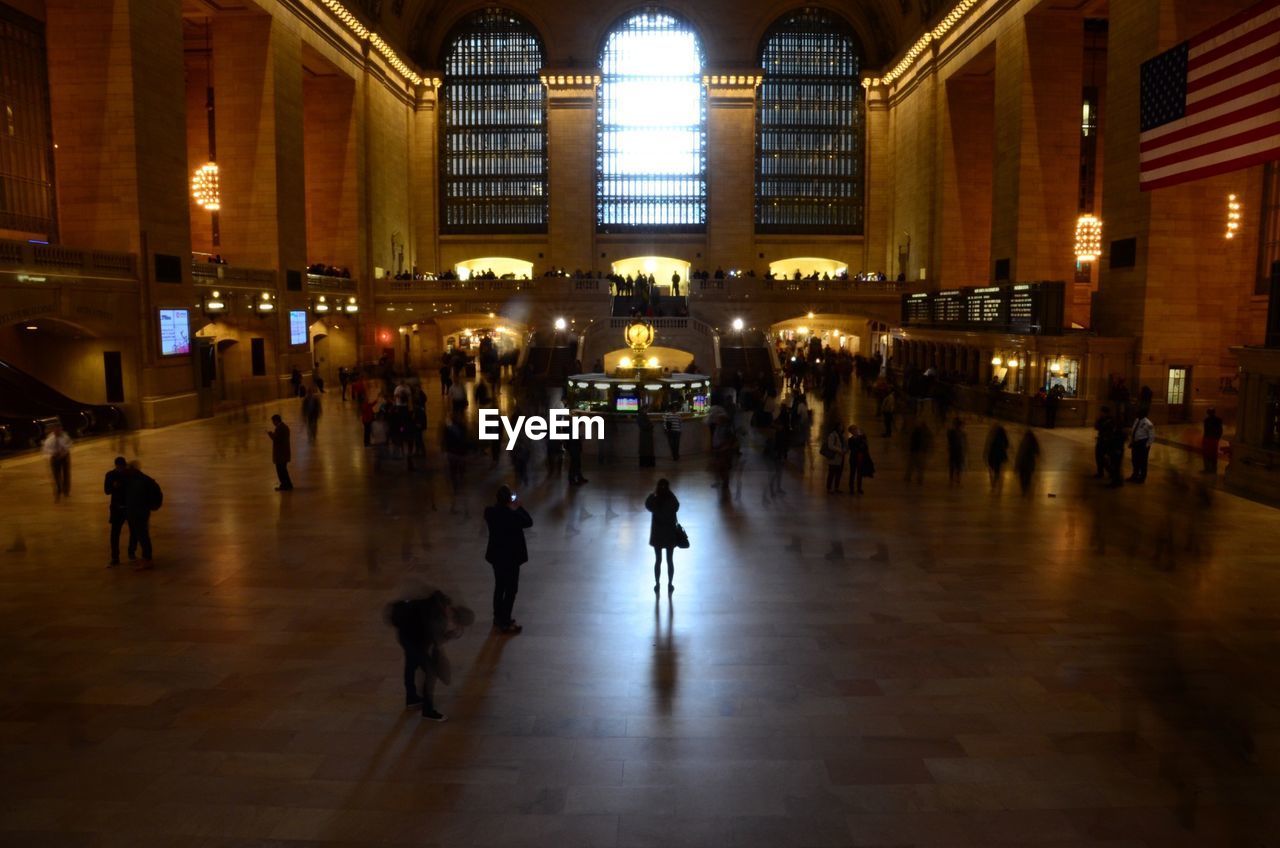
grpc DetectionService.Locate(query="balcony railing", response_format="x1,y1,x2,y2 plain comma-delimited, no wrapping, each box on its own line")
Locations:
191,260,276,287
0,238,137,280
306,273,356,292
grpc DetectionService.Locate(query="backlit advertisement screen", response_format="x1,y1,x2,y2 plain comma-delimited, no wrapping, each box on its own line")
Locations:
289,310,308,346
158,309,190,356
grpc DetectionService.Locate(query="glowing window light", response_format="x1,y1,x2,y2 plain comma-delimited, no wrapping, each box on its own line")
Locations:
598,12,705,229
1226,194,1241,239
191,162,220,211
991,356,1003,367
1074,214,1102,262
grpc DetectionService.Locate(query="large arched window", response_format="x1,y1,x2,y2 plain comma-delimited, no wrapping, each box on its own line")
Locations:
757,9,863,234
597,11,705,232
441,9,546,233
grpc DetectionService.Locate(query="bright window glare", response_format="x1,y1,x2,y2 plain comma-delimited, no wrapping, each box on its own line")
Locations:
598,13,706,229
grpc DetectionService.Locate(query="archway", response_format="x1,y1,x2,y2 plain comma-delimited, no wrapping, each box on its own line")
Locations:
455,257,533,280
611,256,691,288
768,257,848,279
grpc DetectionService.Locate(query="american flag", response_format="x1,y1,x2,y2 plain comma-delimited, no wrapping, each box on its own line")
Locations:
1139,0,1280,191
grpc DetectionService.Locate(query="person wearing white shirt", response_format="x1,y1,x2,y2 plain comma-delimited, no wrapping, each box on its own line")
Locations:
41,422,73,501
1129,415,1154,483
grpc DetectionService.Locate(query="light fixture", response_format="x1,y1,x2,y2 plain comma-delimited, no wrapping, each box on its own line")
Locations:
619,356,633,368
1226,194,1241,239
1074,214,1102,262
488,311,495,318
646,356,659,368
797,326,809,335
1008,358,1019,368
1050,359,1062,374
315,295,330,313
991,356,1003,367
24,324,37,330
807,311,815,319
345,296,358,313
554,317,566,331
191,162,220,211
205,289,225,311
732,317,744,331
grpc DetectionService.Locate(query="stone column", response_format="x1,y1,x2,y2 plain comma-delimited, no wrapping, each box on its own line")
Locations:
705,73,760,271
990,10,1083,284
544,73,598,273
863,83,892,277
409,81,440,277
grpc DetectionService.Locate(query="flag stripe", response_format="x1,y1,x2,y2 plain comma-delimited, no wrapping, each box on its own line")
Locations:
1187,43,1280,93
1141,134,1280,183
1140,142,1280,190
1190,13,1280,71
1141,120,1280,170
1141,82,1280,143
1191,0,1280,49
1187,60,1280,107
1140,95,1280,152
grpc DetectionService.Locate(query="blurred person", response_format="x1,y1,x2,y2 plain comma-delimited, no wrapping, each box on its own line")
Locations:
946,417,966,485
484,486,533,634
847,425,873,496
906,420,932,485
1014,430,1040,497
442,412,470,511
42,422,72,501
646,479,681,594
302,388,322,443
267,414,293,491
879,390,896,437
637,408,656,469
1201,408,1223,475
123,460,162,569
566,430,588,485
822,420,847,493
1092,406,1114,478
1129,412,1155,483
663,405,683,461
104,456,131,566
385,587,474,721
985,424,1009,491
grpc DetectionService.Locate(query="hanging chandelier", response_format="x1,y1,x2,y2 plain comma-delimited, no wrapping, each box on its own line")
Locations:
1226,194,1241,239
1074,214,1102,262
191,162,221,211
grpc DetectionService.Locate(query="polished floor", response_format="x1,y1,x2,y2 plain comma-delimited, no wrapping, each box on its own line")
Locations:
1,384,1278,848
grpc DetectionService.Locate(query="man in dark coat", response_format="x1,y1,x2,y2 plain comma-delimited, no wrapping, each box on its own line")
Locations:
386,588,474,722
484,486,533,634
122,461,161,569
104,456,131,566
268,414,293,491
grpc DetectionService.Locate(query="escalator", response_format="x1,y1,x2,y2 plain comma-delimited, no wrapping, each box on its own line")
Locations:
0,358,124,444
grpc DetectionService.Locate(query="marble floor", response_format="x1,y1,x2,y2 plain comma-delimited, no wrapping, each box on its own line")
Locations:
1,384,1279,848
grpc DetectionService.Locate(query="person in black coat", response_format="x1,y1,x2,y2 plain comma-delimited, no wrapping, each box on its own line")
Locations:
122,461,161,569
104,456,131,566
645,479,681,594
385,588,474,722
484,486,533,633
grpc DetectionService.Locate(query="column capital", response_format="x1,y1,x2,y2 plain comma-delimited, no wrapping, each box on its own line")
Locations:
540,70,599,107
703,69,761,106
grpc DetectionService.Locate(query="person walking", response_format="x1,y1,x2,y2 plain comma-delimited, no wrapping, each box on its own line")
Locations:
484,486,532,634
104,456,131,566
1128,413,1154,483
1092,406,1114,478
1014,430,1040,497
663,406,682,461
566,431,588,485
646,479,681,594
946,417,966,485
386,588,474,721
122,460,162,569
985,424,1010,491
846,425,873,495
268,414,294,491
1201,408,1224,475
906,420,932,485
302,388,322,443
822,420,847,493
879,391,896,437
637,409,656,468
42,422,73,501
290,366,303,398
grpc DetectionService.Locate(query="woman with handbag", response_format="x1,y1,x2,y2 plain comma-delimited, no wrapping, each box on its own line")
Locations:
846,425,873,495
645,479,682,594
822,420,847,493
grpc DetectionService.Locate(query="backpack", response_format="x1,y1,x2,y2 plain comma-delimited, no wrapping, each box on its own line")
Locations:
147,477,164,511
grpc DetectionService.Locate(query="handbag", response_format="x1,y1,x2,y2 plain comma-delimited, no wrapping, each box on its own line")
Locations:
675,524,690,549
819,444,836,460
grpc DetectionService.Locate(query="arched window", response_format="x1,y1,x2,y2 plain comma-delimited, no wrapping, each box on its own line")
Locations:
757,9,863,234
441,9,546,233
598,11,705,231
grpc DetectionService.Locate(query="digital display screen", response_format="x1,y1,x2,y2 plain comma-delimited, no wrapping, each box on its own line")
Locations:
158,309,190,356
615,396,639,412
289,310,308,346
693,394,707,411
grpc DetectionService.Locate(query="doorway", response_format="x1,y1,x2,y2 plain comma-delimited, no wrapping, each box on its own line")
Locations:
1167,366,1190,423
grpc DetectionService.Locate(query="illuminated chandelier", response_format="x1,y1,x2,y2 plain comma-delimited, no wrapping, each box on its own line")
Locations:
1074,214,1102,262
192,162,221,211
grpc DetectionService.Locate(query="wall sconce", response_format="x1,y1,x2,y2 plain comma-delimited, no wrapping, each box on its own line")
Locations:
554,317,567,331
1226,194,1241,239
991,355,1003,367
255,292,275,314
204,289,226,313
314,295,330,313
732,317,744,331
1008,358,1020,368
344,296,359,313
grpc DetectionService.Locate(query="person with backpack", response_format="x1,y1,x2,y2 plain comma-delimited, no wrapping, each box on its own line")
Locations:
104,456,131,566
123,460,162,569
385,587,474,722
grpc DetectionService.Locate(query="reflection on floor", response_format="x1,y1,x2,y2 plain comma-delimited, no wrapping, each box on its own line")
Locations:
1,385,1277,847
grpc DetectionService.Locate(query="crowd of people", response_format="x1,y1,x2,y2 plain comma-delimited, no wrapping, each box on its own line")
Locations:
306,262,352,278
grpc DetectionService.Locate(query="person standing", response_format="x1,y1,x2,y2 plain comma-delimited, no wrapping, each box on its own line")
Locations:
663,406,682,461
946,417,966,486
637,409,656,468
645,479,681,594
42,422,73,501
822,420,847,493
906,421,932,485
1201,408,1224,475
1092,406,1114,478
268,414,294,491
985,424,1010,491
302,388,322,443
846,425,873,495
566,431,588,485
290,366,303,398
879,391,896,437
386,588,474,722
338,366,350,401
104,456,131,566
484,486,532,634
1128,413,1154,483
123,460,162,569
1045,384,1064,429
1014,430,1040,497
